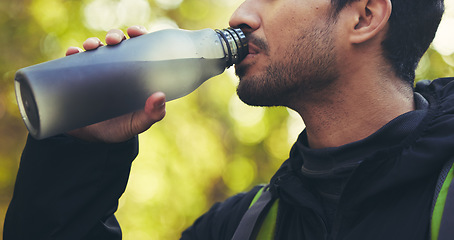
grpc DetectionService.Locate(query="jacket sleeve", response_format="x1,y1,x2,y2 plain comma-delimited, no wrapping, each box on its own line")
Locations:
3,134,138,240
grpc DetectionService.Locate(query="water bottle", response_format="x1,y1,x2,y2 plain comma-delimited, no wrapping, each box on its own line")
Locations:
14,28,248,140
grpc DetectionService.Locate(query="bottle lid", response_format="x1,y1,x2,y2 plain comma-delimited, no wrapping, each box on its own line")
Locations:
216,28,248,67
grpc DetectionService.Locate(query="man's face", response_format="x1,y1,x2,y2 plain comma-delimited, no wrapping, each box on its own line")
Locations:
229,0,340,108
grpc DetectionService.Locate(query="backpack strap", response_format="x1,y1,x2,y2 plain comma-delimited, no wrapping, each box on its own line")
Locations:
431,157,454,240
233,158,454,240
231,185,278,240
255,195,279,239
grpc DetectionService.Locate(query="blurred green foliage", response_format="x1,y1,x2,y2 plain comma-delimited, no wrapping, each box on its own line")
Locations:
0,0,453,239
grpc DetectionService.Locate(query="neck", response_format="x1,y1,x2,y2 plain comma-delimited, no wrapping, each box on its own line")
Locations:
292,72,415,149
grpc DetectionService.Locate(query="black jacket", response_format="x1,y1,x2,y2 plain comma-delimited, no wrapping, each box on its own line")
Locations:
4,78,454,239
184,78,454,239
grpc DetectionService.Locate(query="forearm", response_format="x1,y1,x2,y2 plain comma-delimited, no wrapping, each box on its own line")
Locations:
4,134,138,240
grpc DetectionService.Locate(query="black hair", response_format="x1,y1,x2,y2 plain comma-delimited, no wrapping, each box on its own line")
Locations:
332,0,445,84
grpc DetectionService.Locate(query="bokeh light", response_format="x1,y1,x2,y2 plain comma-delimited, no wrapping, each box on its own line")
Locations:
84,0,152,31
433,0,454,55
0,0,453,239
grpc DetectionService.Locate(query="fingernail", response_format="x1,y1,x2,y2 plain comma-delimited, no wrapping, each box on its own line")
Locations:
138,26,147,32
154,99,165,108
112,32,123,41
133,25,146,32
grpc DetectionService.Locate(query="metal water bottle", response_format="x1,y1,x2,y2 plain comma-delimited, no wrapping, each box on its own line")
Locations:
14,28,247,139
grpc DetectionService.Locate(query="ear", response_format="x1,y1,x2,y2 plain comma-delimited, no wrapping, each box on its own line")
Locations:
348,0,392,44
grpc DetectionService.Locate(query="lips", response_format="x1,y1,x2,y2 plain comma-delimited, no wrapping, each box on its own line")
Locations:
235,43,260,76
248,43,260,55
237,34,268,66
240,43,259,63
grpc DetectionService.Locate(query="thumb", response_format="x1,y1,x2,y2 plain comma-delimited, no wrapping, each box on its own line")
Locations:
130,92,166,135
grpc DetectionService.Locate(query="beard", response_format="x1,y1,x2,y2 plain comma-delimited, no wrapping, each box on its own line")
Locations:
235,23,339,108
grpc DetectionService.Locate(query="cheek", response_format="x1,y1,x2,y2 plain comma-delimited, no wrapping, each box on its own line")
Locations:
261,8,298,48
268,31,301,63
264,21,313,58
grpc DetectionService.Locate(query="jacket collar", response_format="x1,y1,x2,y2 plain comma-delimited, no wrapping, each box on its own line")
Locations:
269,78,454,215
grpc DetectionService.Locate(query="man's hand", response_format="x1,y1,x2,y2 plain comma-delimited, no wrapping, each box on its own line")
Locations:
66,26,166,143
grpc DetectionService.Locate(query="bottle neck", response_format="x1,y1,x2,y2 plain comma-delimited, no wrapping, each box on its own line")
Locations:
216,28,248,68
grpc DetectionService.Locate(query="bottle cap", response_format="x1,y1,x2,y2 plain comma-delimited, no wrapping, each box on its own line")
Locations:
216,28,248,67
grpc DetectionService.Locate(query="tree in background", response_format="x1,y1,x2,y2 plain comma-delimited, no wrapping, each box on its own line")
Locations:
0,0,453,238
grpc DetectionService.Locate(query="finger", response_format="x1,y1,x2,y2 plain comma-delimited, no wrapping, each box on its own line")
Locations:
127,25,148,38
105,29,127,45
145,92,166,119
130,92,166,135
65,47,83,56
143,92,166,124
83,37,104,51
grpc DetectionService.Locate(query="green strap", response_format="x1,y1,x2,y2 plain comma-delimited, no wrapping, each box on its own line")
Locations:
249,187,265,207
248,186,278,240
432,161,454,240
255,198,279,239
249,159,454,240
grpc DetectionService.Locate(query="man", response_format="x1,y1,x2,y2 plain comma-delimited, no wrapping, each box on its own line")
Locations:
4,0,449,239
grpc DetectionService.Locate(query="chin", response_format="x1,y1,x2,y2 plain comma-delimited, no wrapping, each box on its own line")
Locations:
234,64,248,79
236,80,281,107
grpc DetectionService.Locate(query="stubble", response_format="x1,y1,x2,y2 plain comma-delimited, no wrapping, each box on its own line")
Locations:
235,22,339,109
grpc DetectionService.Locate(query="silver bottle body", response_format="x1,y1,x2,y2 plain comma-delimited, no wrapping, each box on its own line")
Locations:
15,28,247,139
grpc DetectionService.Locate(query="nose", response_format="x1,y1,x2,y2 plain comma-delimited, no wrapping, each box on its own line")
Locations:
229,0,261,33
